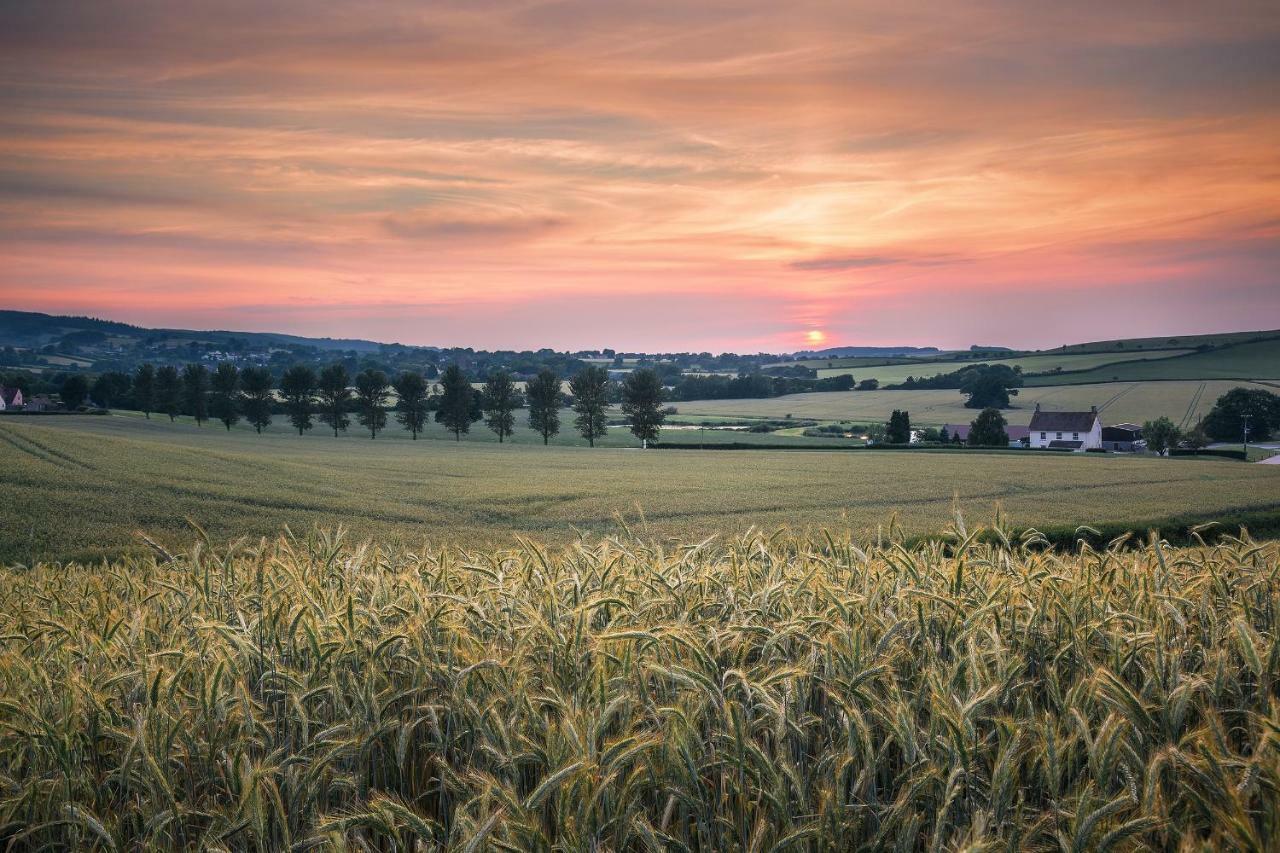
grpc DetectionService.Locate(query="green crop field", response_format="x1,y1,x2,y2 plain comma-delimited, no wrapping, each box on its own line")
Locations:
1,416,1278,564
1022,337,1280,385
811,349,1191,384
677,379,1280,428
1045,328,1280,354
2,526,1278,849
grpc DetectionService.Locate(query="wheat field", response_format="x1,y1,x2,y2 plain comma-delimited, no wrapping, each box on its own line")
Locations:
1,520,1277,850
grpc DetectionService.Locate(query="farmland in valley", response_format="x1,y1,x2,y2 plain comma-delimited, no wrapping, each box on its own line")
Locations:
2,415,1278,563
676,379,1280,428
807,348,1191,383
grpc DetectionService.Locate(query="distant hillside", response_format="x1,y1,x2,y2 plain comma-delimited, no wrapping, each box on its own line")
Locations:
0,310,386,352
795,345,941,358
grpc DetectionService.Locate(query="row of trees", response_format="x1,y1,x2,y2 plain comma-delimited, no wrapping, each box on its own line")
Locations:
124,362,669,446
885,408,1012,447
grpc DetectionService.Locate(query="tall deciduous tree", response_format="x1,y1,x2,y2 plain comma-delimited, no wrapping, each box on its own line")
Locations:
436,364,479,440
482,370,517,442
621,368,665,446
133,363,155,419
316,363,352,437
526,368,561,445
280,364,317,435
92,372,131,409
239,366,275,433
182,364,210,426
1142,416,1181,456
885,409,911,444
155,365,182,421
392,370,430,439
60,374,90,409
959,365,1023,409
967,408,1009,447
210,363,241,430
355,369,390,439
570,366,610,447
1201,387,1280,442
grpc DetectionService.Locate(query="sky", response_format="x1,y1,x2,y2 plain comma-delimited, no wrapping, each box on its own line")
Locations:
1,0,1278,353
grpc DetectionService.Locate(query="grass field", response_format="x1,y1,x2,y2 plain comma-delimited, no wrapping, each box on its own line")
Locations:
677,379,1280,428
809,349,1190,383
1,416,1278,563
2,527,1277,849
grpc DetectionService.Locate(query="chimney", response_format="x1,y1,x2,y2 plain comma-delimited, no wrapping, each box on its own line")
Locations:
1034,402,1040,412
1091,405,1097,414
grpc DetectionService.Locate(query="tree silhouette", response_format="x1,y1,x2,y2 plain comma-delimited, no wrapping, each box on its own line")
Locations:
570,366,610,447
280,364,317,435
355,369,390,439
621,368,665,445
239,366,274,433
210,363,241,430
482,370,517,442
526,368,561,445
182,364,210,426
317,363,352,437
156,366,182,421
133,363,155,419
436,364,479,440
392,370,430,439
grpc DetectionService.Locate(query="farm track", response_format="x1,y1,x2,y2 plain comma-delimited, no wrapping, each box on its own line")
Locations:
1095,382,1138,414
1180,382,1208,430
0,424,95,472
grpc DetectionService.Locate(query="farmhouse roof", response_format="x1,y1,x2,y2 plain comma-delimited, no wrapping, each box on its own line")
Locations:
1102,425,1142,440
944,423,1031,441
0,387,18,405
1028,404,1099,433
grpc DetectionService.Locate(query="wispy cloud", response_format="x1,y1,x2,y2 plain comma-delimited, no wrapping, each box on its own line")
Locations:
1,0,1277,349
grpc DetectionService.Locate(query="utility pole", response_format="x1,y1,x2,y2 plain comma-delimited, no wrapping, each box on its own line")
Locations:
1242,413,1251,456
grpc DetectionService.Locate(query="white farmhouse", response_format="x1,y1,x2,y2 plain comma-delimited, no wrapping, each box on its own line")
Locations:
1028,404,1101,451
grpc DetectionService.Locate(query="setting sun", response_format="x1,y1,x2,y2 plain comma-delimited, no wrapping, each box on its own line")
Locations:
806,330,827,346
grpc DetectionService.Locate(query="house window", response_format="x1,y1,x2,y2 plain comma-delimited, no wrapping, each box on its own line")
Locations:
1073,432,1079,440
1056,432,1062,439
1040,432,1046,439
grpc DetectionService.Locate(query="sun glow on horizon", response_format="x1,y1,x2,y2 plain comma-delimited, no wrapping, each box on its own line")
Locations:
805,330,827,346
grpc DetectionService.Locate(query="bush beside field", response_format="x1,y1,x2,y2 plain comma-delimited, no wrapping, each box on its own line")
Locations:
1,523,1277,849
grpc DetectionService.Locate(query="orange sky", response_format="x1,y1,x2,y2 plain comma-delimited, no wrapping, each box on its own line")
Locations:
1,0,1278,351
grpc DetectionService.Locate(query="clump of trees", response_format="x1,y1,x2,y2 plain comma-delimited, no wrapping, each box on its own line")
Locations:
891,364,1024,409
1201,388,1280,442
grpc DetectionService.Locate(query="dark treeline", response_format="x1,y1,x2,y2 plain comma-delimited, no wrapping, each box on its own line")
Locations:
668,373,854,401
889,363,1025,409
51,361,674,447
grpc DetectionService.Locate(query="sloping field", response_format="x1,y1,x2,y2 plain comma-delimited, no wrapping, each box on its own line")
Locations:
1023,337,1280,385
813,349,1190,383
1047,328,1280,354
1,416,1277,563
677,380,1280,427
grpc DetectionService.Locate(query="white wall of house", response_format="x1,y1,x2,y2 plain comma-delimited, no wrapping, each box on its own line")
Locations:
1029,419,1101,450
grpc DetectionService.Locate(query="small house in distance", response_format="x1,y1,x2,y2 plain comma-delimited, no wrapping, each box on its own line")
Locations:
1028,404,1101,451
1101,423,1144,452
943,423,1031,448
0,387,22,411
